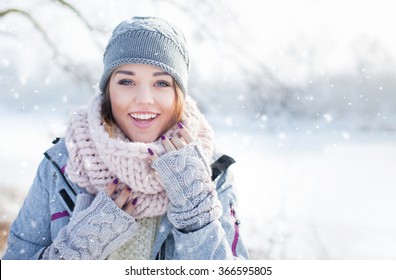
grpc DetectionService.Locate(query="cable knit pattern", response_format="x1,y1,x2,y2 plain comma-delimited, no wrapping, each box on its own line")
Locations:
65,92,214,219
42,192,138,260
152,143,222,232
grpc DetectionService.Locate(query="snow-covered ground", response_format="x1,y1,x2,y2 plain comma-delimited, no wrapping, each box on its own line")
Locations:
1,110,396,259
215,125,396,259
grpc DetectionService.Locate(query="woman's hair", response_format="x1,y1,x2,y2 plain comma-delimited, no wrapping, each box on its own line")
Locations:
101,79,184,139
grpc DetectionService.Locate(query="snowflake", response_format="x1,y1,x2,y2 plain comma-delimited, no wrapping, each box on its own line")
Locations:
175,243,184,251
159,225,166,233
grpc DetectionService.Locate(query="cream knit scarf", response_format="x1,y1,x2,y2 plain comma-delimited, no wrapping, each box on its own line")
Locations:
65,92,214,219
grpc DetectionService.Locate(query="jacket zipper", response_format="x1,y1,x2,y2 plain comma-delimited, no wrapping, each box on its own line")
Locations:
230,203,240,257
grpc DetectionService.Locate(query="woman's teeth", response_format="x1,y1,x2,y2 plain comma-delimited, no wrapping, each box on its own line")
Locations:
130,113,157,120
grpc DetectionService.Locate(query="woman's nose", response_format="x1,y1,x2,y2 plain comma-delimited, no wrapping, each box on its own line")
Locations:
134,85,154,104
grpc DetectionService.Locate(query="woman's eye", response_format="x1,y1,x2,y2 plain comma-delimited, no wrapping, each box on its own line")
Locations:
118,79,134,86
155,81,171,87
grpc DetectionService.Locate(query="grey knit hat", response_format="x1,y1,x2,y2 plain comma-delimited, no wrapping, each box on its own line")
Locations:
99,16,190,95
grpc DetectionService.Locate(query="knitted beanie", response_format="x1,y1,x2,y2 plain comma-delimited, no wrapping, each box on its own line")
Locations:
99,16,190,95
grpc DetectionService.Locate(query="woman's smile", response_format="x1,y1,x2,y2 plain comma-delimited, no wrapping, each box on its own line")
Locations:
129,111,159,129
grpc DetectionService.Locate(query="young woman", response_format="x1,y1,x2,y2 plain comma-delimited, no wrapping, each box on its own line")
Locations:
2,16,249,260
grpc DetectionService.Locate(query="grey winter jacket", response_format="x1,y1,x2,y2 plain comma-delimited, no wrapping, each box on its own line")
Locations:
2,138,249,260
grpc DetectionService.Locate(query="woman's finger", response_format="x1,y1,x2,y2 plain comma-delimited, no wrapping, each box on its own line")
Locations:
124,197,138,215
114,186,131,208
177,122,194,144
160,135,177,152
105,178,119,196
170,136,186,150
148,147,159,161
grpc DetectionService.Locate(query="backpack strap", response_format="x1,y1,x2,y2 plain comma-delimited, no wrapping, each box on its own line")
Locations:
45,138,78,215
210,154,236,181
52,137,61,144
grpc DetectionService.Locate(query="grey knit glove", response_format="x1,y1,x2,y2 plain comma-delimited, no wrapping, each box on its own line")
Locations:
152,142,222,232
42,191,138,259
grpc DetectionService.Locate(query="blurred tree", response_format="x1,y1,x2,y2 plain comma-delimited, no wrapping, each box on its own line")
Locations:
0,0,105,85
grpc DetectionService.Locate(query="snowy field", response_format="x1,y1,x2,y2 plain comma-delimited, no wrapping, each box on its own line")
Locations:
215,125,396,259
1,110,396,259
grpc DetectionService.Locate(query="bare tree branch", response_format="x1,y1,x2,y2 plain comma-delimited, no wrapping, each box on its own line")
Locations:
52,0,95,32
1,9,57,51
52,0,105,49
0,8,94,85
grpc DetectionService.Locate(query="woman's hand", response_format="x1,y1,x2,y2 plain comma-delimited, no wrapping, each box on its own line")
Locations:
43,179,139,260
105,178,137,216
148,122,194,160
147,122,222,232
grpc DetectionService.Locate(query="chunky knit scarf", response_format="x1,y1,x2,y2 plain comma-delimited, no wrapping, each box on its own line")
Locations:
65,92,214,219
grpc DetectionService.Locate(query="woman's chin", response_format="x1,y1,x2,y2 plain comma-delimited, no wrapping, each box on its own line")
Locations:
128,133,160,143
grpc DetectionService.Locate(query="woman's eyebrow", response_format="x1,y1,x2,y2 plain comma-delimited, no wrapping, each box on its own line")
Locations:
114,70,135,76
114,70,169,77
153,72,170,77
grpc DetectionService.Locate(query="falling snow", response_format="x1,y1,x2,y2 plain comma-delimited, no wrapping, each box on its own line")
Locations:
1,0,396,260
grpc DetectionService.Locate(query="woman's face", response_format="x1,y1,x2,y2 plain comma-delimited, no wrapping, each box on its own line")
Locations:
108,63,176,143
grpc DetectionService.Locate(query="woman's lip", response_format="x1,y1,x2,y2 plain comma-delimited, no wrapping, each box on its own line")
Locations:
129,114,158,129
